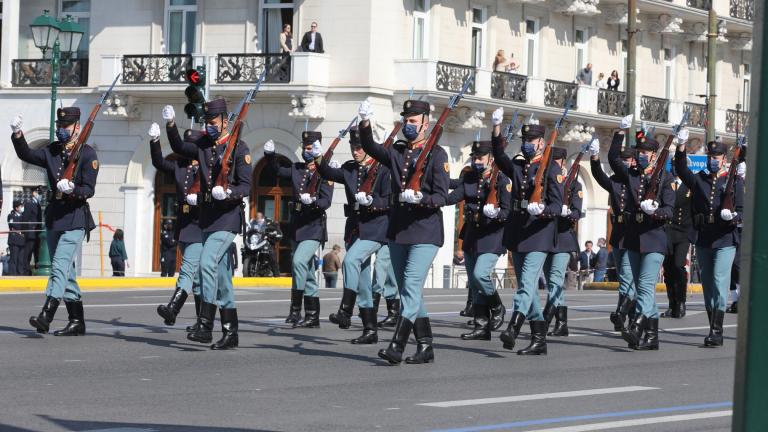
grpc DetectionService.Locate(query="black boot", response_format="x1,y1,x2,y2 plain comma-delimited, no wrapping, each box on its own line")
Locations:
461,302,491,340
157,288,189,326
372,292,382,314
543,302,556,331
726,301,738,314
549,306,569,337
296,296,320,328
660,300,676,318
610,294,628,331
499,311,526,350
621,314,647,348
459,290,473,317
53,301,86,336
704,309,725,347
29,296,60,334
489,291,506,331
187,302,216,343
285,289,303,325
211,308,239,350
636,317,659,350
329,288,356,329
379,298,399,328
378,317,413,364
186,294,202,332
405,317,434,364
626,298,638,324
351,308,378,344
678,301,687,318
517,320,547,355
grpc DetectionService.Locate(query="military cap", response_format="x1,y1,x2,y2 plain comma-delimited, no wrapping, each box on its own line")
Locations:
55,107,80,125
706,140,727,155
302,131,322,146
551,147,567,160
470,140,492,156
184,129,205,143
348,127,361,147
620,148,635,159
202,98,228,119
521,124,546,140
400,100,430,117
635,136,659,152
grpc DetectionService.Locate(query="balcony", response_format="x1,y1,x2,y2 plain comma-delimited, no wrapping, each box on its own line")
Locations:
436,61,476,95
640,96,669,123
544,79,578,109
597,89,627,117
121,54,193,84
729,0,754,20
490,71,527,103
11,58,88,87
725,109,749,133
217,53,291,84
683,102,707,128
686,0,710,10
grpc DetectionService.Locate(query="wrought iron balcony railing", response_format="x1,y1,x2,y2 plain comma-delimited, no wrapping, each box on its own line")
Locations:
683,102,707,128
686,0,711,10
544,79,578,109
216,53,291,83
729,0,754,20
640,96,669,123
490,71,528,103
436,61,476,95
725,109,749,133
121,55,192,84
597,89,627,117
12,59,89,87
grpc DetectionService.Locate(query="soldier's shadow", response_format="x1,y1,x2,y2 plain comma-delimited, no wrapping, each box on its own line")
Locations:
37,415,276,432
238,319,350,346
87,317,207,352
0,325,45,339
248,342,382,365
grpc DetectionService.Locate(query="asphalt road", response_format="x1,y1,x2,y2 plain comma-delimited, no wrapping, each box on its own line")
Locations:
0,288,736,432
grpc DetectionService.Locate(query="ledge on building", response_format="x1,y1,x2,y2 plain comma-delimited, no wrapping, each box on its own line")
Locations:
0,277,292,293
583,282,703,294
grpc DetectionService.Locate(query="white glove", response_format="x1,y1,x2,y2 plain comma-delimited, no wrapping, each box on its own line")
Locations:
264,139,275,154
329,160,341,169
675,128,690,145
588,138,600,156
56,179,75,194
561,204,571,217
483,204,500,219
640,199,659,215
310,140,323,158
620,114,634,129
10,115,23,133
402,189,423,204
211,186,229,200
186,194,198,206
358,99,373,121
736,162,746,178
491,107,504,126
162,105,175,122
355,192,373,206
527,202,545,216
299,193,316,205
148,122,161,140
720,209,737,221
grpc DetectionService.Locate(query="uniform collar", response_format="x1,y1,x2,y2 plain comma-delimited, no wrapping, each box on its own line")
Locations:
215,132,231,146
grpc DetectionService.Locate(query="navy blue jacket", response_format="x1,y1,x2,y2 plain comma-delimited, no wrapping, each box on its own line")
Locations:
554,172,582,254
447,168,511,255
7,211,26,246
674,150,743,249
591,155,631,250
150,139,202,244
11,133,98,232
317,158,391,243
666,180,697,245
167,123,252,234
22,198,41,241
359,123,449,246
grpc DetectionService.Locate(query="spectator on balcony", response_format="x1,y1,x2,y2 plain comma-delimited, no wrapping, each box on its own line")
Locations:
493,50,518,72
576,63,593,85
300,21,325,53
596,72,608,90
607,70,621,91
279,23,294,54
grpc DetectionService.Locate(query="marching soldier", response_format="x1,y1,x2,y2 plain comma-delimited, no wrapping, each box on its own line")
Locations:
358,98,449,364
490,107,563,355
11,108,99,336
674,137,744,347
164,100,252,350
7,200,26,276
263,132,334,328
316,127,394,344
160,219,178,277
447,140,511,341
148,123,205,331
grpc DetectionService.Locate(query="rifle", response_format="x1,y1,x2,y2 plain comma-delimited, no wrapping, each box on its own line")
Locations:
307,115,358,196
722,127,748,212
358,122,404,195
485,113,521,208
529,98,573,204
60,73,121,182
564,137,593,207
642,111,689,201
405,73,474,192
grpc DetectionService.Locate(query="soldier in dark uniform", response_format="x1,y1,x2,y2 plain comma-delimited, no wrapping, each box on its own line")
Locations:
674,138,744,347
11,107,99,336
490,107,563,356
148,123,205,330
358,98,449,365
22,188,42,275
316,127,394,344
160,219,178,277
447,140,511,341
263,132,334,328
661,160,695,319
727,161,746,314
7,200,26,276
164,100,252,350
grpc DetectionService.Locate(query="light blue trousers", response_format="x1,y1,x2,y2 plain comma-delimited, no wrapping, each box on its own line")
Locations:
626,251,664,319
343,238,380,308
511,251,548,321
613,248,636,299
45,229,85,301
544,252,571,307
696,246,737,313
388,243,438,321
200,231,236,309
293,239,320,297
465,252,500,304
372,244,398,300
177,241,202,296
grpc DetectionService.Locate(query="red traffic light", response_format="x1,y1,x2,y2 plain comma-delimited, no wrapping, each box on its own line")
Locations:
186,69,202,85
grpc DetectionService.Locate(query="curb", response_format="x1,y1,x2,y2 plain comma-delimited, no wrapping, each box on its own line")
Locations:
0,277,292,293
583,282,704,294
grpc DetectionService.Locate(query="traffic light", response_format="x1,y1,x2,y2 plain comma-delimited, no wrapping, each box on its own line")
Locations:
184,66,206,120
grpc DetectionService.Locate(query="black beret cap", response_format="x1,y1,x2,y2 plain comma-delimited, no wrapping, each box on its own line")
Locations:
203,98,227,119
55,107,80,125
348,127,361,147
706,140,728,155
302,131,322,145
620,148,635,159
521,124,546,139
635,137,659,152
470,140,492,156
401,100,430,117
184,129,205,143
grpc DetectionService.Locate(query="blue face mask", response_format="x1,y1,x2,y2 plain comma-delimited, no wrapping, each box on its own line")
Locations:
56,128,72,143
521,142,536,159
402,123,420,141
206,124,220,140
708,158,721,173
637,154,650,169
302,151,315,162
472,162,485,172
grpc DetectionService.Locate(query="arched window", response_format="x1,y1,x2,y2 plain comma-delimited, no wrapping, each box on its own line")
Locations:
250,155,293,275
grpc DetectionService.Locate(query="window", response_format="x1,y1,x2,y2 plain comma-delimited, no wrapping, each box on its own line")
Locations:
470,7,486,67
259,0,293,53
743,63,751,111
58,0,90,58
165,0,197,54
524,18,539,77
575,27,588,73
413,0,429,59
663,47,675,100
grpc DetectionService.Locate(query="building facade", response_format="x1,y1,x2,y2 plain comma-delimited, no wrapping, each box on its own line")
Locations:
0,0,754,282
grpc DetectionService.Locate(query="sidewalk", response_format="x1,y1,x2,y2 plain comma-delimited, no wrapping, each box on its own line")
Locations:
583,282,704,294
0,277,292,293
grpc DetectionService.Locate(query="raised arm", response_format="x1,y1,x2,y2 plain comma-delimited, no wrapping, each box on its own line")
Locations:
607,131,629,183
166,121,198,159
150,138,176,174
491,132,517,179
11,132,47,167
590,158,613,192
674,149,696,189
359,122,391,167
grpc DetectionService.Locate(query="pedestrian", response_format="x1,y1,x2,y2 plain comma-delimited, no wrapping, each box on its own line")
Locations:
300,21,324,53
594,238,609,282
607,70,620,91
0,248,9,275
579,241,596,281
322,245,342,288
22,188,42,275
108,229,129,276
576,63,593,85
7,200,26,276
279,23,293,53
661,160,694,318
595,72,607,89
159,219,177,277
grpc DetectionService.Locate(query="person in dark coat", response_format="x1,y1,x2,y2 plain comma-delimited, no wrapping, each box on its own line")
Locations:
108,229,128,276
7,200,26,276
299,21,325,53
21,188,42,275
160,219,177,277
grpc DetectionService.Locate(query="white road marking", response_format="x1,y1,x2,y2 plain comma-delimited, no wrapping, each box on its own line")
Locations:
523,410,731,432
662,324,737,332
418,386,658,408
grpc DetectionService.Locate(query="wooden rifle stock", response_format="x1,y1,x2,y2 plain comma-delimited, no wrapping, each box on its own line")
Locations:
721,143,744,212
530,100,571,204
358,122,403,195
643,111,689,201
564,149,586,206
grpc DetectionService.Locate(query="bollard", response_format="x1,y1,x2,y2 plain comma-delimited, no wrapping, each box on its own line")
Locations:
443,265,451,289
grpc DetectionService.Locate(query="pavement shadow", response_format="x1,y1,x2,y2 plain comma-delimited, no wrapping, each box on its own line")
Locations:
86,317,207,352
250,342,382,365
37,415,277,431
0,325,45,339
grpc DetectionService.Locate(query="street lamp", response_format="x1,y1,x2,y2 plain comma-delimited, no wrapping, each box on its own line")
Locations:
28,10,84,276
